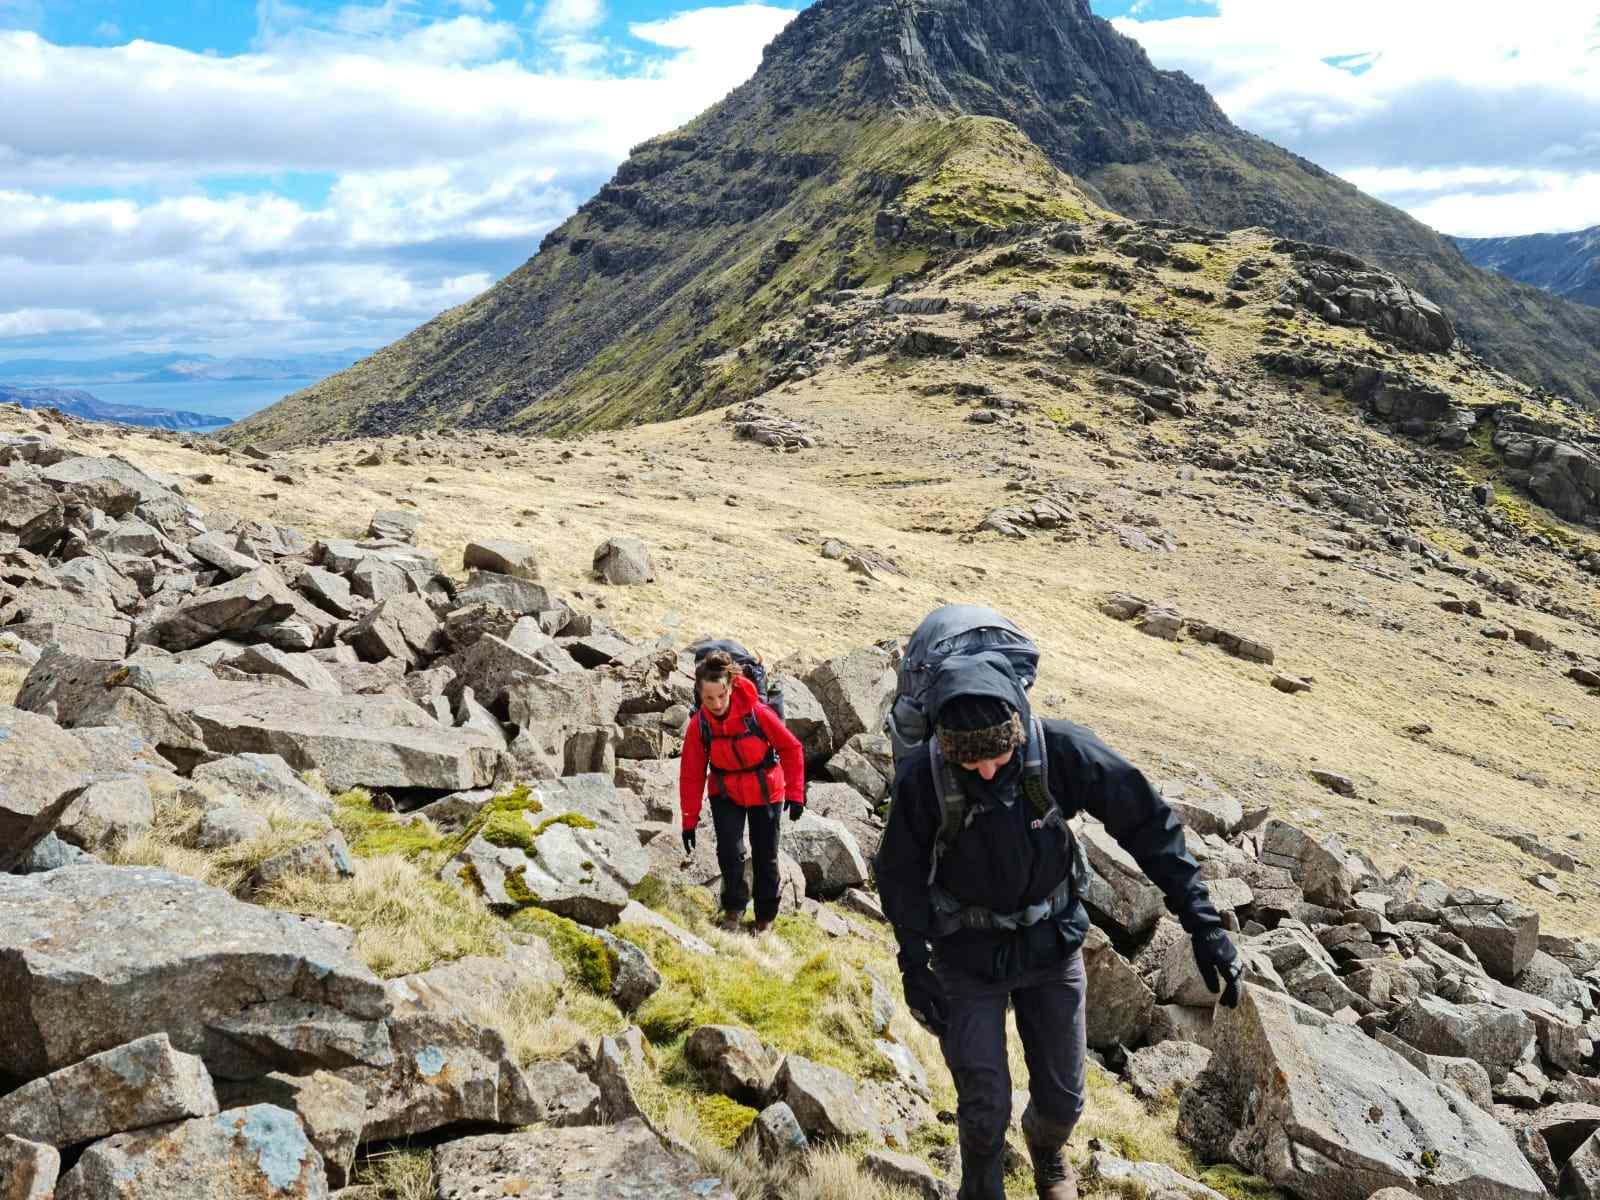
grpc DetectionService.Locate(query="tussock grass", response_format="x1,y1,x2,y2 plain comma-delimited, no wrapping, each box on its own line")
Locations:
348,1147,434,1200
479,981,625,1065
255,854,503,978
107,784,330,895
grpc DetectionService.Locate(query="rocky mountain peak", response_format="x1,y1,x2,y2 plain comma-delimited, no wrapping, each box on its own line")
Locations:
751,0,1232,171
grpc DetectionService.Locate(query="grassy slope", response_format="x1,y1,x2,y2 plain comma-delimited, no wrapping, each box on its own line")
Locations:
225,113,1105,449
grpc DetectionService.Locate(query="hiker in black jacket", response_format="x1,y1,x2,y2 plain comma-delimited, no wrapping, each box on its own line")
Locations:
876,654,1241,1200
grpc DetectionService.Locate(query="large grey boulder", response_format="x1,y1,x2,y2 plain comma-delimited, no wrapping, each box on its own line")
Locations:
685,1025,780,1106
151,567,298,651
1178,986,1546,1200
39,455,167,514
1082,925,1156,1051
736,1100,809,1166
774,672,834,762
0,474,65,549
464,538,539,581
1126,1040,1214,1101
189,753,332,822
1372,1031,1494,1113
0,1134,57,1199
220,645,341,695
1441,889,1539,983
1081,822,1166,939
53,775,154,852
56,1104,328,1199
334,958,539,1143
0,866,391,1083
0,704,94,871
803,648,895,744
216,1071,366,1189
187,688,505,792
783,811,869,898
433,1120,733,1199
0,1033,217,1149
348,594,441,668
1088,1152,1229,1200
1390,994,1537,1085
774,1055,881,1141
1567,1131,1600,1200
1258,819,1356,910
593,535,655,585
826,733,894,802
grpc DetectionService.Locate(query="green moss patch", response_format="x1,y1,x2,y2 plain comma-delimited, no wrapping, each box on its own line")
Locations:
509,908,617,997
444,785,545,859
534,812,598,835
693,1094,759,1149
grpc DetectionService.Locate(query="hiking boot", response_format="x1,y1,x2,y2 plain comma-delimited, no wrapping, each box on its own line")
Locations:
1026,1143,1077,1200
716,911,742,931
752,919,772,933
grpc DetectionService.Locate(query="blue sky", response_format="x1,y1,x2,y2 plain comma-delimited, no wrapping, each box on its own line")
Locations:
0,0,1596,363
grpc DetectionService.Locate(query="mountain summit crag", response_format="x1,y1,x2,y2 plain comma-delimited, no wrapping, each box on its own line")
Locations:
229,0,1600,447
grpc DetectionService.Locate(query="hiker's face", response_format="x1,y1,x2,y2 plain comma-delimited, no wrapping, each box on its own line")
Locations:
701,679,733,717
961,748,1014,779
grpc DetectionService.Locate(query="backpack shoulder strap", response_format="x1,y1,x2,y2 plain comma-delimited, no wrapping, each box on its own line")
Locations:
696,708,712,755
927,738,969,886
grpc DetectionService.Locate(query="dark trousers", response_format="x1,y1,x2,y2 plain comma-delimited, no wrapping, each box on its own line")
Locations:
936,950,1088,1200
711,795,783,922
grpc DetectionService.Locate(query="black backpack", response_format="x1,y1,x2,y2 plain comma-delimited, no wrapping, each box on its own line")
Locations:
886,605,1039,764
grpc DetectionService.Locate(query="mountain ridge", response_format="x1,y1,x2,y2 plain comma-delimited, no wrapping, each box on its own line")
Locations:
227,0,1600,447
1454,225,1600,309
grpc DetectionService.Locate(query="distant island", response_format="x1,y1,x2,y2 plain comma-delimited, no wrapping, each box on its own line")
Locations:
0,348,370,429
0,384,232,430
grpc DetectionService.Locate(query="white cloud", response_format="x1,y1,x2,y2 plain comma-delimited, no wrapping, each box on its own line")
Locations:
0,308,104,339
1112,0,1600,236
537,0,603,36
0,3,801,356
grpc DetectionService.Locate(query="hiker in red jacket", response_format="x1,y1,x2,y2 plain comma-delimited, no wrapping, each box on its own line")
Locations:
679,650,805,931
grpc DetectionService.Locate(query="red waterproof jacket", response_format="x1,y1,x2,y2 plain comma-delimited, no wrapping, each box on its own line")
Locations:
679,674,804,830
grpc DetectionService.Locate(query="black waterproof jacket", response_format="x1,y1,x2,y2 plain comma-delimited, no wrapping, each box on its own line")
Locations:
877,710,1223,982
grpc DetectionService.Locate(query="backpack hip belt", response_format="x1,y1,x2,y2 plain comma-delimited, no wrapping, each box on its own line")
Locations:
928,872,1077,936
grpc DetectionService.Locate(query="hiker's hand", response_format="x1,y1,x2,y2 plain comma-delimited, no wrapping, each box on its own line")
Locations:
1192,927,1243,1008
785,800,804,822
681,827,696,855
902,964,949,1038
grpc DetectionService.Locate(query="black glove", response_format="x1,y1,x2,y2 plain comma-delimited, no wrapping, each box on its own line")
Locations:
681,827,696,855
901,963,949,1037
785,800,804,822
1192,927,1244,1008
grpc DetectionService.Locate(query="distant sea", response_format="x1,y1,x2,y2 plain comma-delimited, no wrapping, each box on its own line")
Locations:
74,379,308,424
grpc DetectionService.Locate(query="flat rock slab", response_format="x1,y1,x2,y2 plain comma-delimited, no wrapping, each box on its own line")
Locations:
434,1119,734,1199
0,704,94,871
188,690,505,792
0,1032,217,1148
334,959,539,1143
56,1104,328,1199
1179,986,1546,1200
0,865,391,1083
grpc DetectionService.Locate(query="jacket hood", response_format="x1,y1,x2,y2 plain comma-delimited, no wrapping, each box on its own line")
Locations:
926,652,1034,735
